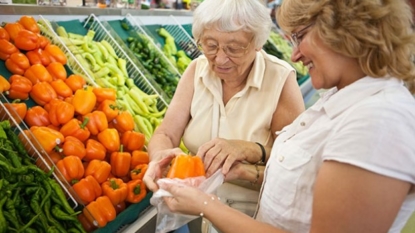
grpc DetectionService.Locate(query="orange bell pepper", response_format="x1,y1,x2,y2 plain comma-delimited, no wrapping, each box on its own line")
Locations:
97,99,119,122
97,128,120,153
50,79,73,99
30,126,64,154
126,179,147,204
18,15,40,34
65,74,86,92
24,63,53,85
61,136,86,160
56,155,84,183
0,39,19,61
0,99,27,126
0,75,10,94
48,150,63,164
47,61,67,81
130,150,149,170
121,130,145,152
26,48,52,66
110,145,131,178
84,139,107,162
44,44,67,65
72,175,102,205
24,106,50,127
48,99,75,127
166,154,206,179
113,111,135,133
0,26,10,41
3,22,24,42
83,195,116,228
38,35,50,49
5,52,30,75
14,29,40,51
60,118,91,142
83,110,108,136
30,81,57,106
85,159,111,184
7,75,32,100
101,178,128,206
130,164,148,181
72,87,97,116
93,87,117,103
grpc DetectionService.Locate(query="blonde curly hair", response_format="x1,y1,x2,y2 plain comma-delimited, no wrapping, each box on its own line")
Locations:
277,0,415,93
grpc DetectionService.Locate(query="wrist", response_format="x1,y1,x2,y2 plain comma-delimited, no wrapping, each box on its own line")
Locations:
254,142,266,165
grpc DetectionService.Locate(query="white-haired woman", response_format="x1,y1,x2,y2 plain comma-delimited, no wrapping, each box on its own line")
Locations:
143,0,305,232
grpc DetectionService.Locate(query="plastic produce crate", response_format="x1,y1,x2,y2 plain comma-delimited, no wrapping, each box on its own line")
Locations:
81,14,171,109
162,15,202,60
121,13,182,78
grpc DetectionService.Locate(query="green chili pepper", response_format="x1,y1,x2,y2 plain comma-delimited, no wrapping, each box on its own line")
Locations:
0,196,9,233
30,189,49,230
48,179,75,215
18,214,40,233
3,211,19,229
0,121,33,165
43,196,66,233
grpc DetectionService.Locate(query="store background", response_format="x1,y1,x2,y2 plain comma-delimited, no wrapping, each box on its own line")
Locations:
0,1,413,233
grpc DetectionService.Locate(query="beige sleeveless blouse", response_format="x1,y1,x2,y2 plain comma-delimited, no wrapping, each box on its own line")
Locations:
182,50,294,154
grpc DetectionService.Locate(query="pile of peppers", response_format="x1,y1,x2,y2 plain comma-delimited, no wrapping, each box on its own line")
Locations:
0,15,152,232
0,120,85,233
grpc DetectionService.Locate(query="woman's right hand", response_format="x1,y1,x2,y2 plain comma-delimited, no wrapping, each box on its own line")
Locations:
143,148,184,192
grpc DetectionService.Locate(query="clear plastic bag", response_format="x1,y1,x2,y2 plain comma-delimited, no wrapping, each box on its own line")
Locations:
150,170,224,233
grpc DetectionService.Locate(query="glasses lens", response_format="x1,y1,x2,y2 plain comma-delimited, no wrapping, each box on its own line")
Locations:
198,41,248,58
225,45,246,57
289,36,298,47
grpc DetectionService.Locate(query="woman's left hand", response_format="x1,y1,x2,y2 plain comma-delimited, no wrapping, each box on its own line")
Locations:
197,138,248,177
161,182,211,216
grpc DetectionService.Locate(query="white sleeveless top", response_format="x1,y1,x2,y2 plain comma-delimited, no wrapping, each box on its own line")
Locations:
182,50,294,154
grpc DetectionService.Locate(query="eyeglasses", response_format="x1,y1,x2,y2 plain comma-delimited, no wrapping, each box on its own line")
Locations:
197,38,253,58
290,23,314,47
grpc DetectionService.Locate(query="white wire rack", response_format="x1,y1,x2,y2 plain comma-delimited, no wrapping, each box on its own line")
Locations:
83,14,170,110
162,15,202,60
125,13,181,78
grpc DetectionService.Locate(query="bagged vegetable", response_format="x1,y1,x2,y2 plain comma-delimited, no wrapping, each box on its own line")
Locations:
150,170,224,233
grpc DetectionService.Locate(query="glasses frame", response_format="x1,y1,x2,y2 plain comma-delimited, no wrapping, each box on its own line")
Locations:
197,37,253,58
290,23,314,48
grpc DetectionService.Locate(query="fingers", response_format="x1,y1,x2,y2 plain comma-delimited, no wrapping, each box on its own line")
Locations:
143,154,176,192
143,161,160,192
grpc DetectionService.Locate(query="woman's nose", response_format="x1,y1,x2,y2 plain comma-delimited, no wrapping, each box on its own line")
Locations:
215,48,229,63
290,46,302,63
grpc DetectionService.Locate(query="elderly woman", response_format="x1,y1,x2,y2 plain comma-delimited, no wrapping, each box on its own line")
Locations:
143,0,305,231
158,0,415,233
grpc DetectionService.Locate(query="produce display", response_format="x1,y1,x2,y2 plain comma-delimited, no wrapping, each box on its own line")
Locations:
0,15,154,232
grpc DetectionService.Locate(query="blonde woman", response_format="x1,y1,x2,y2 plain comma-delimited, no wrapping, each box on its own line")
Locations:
159,0,415,232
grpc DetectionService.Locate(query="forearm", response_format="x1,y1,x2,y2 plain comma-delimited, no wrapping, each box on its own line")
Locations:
204,197,289,233
147,132,177,161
